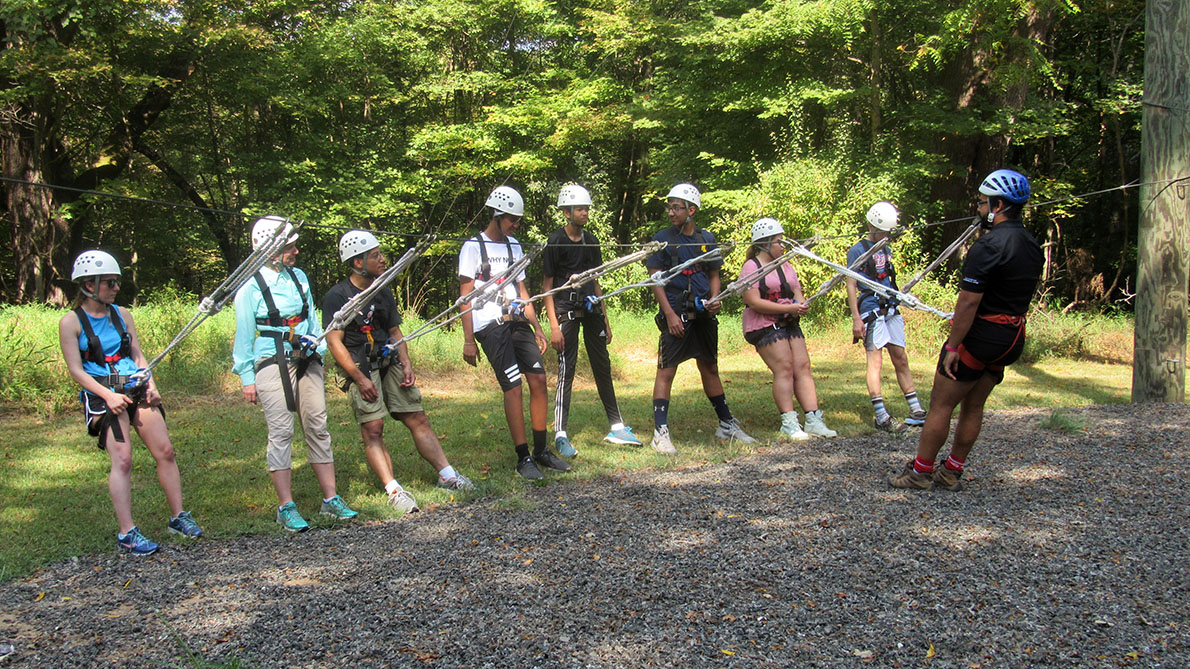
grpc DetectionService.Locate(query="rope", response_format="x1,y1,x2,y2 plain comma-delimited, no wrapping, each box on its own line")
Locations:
787,243,953,320
134,218,305,379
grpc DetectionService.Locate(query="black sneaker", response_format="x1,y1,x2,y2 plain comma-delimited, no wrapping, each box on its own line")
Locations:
516,456,544,480
533,449,571,472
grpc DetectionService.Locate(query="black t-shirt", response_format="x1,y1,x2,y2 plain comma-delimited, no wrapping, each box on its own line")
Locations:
321,278,403,356
542,227,602,298
960,221,1044,315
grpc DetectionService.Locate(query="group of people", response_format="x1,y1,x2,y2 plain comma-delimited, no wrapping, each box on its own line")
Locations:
59,169,1043,554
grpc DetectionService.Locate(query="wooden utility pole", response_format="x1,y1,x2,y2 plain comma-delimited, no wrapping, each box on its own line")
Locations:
1133,0,1190,402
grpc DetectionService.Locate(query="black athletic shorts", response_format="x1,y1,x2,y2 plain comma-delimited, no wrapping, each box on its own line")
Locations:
744,319,804,348
475,321,546,392
657,313,718,369
939,318,1026,384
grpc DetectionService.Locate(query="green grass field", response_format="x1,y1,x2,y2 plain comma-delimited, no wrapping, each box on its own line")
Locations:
0,306,1142,581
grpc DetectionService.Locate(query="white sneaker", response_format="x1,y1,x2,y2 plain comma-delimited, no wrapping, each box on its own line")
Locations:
437,473,475,491
803,410,838,438
715,418,757,444
651,426,677,454
779,414,811,441
387,488,419,515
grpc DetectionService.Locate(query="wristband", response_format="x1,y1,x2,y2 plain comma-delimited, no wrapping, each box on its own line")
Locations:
943,343,958,353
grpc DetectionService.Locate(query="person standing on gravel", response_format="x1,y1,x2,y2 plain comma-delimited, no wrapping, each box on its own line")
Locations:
647,183,755,454
541,184,643,459
846,201,929,434
890,170,1043,491
740,218,838,441
323,231,475,516
59,251,204,555
233,216,358,532
459,186,570,480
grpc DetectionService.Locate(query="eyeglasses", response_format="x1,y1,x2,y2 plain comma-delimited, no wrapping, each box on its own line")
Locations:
976,198,990,207
100,278,121,289
667,204,688,212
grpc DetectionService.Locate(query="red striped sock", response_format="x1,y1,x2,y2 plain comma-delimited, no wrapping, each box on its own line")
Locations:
945,454,966,472
913,456,934,474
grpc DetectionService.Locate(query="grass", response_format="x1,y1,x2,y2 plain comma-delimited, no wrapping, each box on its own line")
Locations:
1039,408,1086,434
0,305,1147,581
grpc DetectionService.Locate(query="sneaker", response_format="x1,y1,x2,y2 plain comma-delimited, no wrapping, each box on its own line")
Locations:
888,461,933,490
276,502,309,532
438,473,476,491
320,494,359,520
386,489,420,514
534,448,572,472
167,510,204,538
116,526,159,555
932,467,964,492
875,416,908,434
715,418,757,444
803,411,838,438
516,456,544,480
904,409,928,427
605,426,643,446
555,435,578,458
651,426,676,454
778,414,811,441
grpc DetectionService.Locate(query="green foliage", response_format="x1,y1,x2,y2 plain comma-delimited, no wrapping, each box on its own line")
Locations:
1040,408,1085,434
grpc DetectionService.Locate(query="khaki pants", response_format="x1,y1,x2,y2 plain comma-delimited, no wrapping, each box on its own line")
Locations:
256,360,333,471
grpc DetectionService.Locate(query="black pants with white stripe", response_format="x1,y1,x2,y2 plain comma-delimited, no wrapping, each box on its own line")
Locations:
554,308,622,433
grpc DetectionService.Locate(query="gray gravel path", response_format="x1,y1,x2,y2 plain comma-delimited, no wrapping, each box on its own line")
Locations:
1,403,1187,667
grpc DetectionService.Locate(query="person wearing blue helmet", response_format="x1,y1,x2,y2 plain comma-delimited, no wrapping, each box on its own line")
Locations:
890,169,1044,491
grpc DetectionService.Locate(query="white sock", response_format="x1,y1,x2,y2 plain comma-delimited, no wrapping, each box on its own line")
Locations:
555,430,568,439
610,422,625,432
438,466,457,482
384,479,401,495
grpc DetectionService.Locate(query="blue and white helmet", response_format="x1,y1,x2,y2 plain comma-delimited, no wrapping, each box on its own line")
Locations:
979,169,1031,205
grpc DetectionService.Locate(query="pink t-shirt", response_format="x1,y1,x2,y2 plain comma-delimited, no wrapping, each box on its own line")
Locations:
741,258,803,333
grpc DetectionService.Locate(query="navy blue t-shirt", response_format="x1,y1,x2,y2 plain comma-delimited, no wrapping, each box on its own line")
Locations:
646,226,722,311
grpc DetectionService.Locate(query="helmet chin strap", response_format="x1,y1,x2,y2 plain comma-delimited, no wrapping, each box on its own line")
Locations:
79,282,108,305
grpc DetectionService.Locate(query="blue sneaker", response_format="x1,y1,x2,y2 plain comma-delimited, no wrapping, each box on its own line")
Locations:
605,425,643,446
116,526,159,555
277,502,310,532
320,495,359,520
167,510,204,538
555,435,578,458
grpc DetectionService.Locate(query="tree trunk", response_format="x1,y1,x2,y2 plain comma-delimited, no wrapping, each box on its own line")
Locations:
1132,0,1189,403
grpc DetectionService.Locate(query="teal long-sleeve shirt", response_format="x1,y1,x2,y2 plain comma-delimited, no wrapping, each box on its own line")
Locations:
232,266,327,386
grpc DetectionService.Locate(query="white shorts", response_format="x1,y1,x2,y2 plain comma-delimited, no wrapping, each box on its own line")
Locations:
862,309,906,351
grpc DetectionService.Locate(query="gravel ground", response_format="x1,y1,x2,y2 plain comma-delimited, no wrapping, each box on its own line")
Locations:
1,403,1187,668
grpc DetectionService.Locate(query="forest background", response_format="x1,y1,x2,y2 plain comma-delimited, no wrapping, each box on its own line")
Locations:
1,0,1143,315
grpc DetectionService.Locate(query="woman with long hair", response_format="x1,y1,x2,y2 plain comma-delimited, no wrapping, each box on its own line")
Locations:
58,250,203,555
740,219,838,441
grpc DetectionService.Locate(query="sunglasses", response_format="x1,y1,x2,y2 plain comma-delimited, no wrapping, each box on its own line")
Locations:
99,278,121,289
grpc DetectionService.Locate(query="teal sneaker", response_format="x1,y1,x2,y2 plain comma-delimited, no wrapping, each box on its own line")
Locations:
555,435,578,458
276,502,309,532
167,510,204,538
605,426,643,446
116,526,159,555
320,495,359,520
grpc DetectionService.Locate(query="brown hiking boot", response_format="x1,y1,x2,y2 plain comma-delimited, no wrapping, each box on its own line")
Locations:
888,461,933,490
932,466,964,491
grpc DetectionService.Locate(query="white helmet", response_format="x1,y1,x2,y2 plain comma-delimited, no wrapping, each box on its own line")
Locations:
252,215,299,250
866,202,899,231
751,218,784,243
666,183,701,208
557,184,592,207
72,250,121,281
339,230,380,263
486,186,524,217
